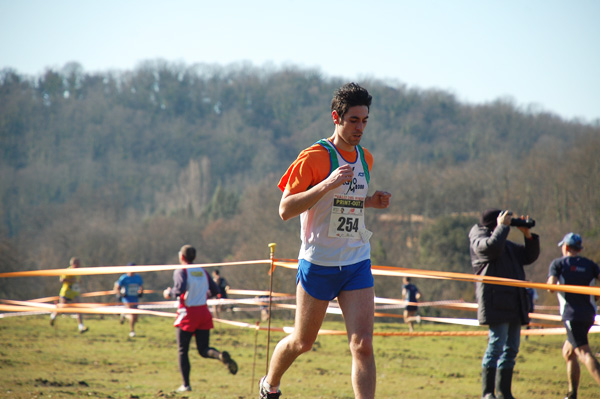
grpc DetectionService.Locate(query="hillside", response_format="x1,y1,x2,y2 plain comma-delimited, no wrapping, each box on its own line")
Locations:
1,60,599,304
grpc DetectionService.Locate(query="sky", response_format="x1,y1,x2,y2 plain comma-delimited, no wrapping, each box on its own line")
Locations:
1,0,599,123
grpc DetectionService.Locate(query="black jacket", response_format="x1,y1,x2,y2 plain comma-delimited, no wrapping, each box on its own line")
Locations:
469,224,540,325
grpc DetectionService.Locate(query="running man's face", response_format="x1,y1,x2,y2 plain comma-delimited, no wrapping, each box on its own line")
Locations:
333,105,369,150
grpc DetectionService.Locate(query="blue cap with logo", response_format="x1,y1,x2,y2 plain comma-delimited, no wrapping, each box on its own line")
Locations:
557,232,583,250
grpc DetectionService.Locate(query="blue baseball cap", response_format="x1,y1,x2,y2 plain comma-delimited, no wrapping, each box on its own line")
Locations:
558,233,583,250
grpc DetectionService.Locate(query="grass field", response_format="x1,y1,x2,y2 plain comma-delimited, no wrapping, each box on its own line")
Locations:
1,314,598,398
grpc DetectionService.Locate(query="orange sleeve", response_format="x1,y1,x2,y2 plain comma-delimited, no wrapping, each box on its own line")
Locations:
278,144,330,194
278,144,374,194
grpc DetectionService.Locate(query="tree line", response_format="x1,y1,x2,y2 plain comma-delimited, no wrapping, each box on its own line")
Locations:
1,60,599,312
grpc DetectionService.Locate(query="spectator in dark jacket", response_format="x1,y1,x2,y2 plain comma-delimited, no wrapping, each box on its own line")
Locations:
469,209,540,399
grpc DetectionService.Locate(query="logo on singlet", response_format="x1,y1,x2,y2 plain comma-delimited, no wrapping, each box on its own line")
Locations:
343,167,366,194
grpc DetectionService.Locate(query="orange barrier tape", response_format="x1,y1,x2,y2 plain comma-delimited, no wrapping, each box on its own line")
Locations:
274,261,600,296
2,254,596,334
212,318,600,337
213,318,347,335
528,322,563,328
0,260,270,278
30,289,158,303
376,265,600,296
374,298,477,311
373,312,480,326
3,257,598,297
27,289,288,304
529,312,562,322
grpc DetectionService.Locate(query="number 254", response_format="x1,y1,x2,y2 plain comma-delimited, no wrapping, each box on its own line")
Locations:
337,217,358,233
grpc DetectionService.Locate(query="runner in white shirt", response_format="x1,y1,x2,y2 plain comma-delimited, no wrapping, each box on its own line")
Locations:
259,83,391,399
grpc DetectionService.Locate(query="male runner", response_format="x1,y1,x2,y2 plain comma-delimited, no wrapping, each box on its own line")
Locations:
259,83,391,399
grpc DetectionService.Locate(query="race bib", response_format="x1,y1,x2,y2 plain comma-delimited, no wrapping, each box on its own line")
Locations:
126,284,140,297
328,194,365,239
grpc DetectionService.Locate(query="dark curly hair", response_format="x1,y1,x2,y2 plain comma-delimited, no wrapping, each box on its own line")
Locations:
331,83,372,120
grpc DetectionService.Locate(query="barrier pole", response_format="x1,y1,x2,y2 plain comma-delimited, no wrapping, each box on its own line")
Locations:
265,242,277,374
251,321,260,393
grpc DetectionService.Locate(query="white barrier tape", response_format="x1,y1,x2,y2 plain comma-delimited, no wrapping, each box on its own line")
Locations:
1,296,576,324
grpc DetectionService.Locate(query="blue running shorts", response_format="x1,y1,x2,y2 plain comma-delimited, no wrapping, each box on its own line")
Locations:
296,259,374,301
121,296,139,304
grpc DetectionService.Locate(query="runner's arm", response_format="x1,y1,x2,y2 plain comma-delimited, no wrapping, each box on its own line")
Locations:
279,164,354,221
546,275,558,293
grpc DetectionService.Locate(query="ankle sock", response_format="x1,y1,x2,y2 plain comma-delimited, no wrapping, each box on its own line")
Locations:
263,379,279,393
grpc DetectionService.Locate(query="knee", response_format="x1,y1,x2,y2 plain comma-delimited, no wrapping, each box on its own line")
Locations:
486,340,503,357
588,355,600,371
292,337,315,354
563,343,576,362
198,347,212,358
348,335,374,359
504,345,519,357
564,351,577,363
575,347,599,369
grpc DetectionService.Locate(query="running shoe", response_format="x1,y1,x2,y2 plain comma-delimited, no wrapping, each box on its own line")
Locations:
564,393,576,399
79,326,89,334
221,351,238,375
176,385,191,392
129,331,136,338
259,376,281,399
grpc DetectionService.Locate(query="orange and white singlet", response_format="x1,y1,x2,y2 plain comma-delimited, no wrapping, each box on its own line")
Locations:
288,139,372,266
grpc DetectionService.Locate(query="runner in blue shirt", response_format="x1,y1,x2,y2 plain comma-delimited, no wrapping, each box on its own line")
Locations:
547,233,600,399
115,264,144,337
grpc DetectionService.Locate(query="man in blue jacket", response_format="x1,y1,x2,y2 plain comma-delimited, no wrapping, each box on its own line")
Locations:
469,209,540,399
